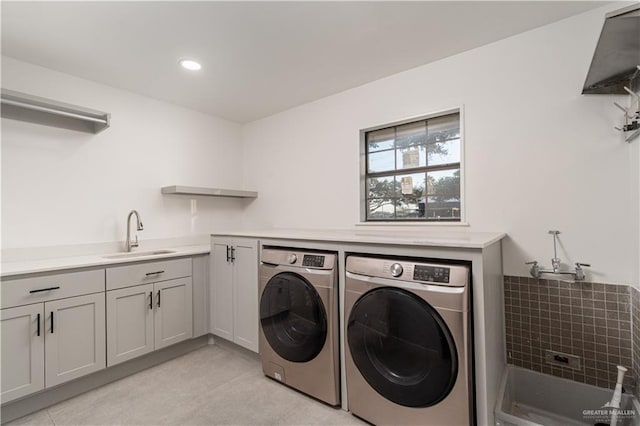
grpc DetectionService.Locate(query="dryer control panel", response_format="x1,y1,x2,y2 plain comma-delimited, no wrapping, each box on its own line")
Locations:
413,265,450,283
302,255,325,268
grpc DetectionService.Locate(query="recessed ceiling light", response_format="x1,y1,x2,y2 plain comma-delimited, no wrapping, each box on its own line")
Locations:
179,59,202,71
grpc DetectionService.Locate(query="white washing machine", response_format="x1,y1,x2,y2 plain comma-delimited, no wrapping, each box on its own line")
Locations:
344,255,473,425
258,247,340,406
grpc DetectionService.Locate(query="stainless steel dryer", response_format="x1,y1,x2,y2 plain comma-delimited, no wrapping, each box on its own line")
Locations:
259,247,340,406
344,255,473,425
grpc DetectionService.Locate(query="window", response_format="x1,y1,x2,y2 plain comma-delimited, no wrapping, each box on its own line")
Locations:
363,111,462,222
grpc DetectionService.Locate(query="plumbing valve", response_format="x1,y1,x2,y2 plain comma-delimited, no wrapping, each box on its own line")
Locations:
525,261,541,278
574,262,591,281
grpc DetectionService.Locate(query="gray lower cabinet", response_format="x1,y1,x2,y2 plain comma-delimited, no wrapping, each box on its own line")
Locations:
210,237,259,352
106,277,193,367
0,304,45,403
106,283,155,366
154,277,193,349
0,293,106,404
45,293,106,387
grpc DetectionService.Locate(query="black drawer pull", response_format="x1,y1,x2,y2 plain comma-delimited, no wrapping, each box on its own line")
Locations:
29,286,60,294
145,271,165,276
37,313,41,336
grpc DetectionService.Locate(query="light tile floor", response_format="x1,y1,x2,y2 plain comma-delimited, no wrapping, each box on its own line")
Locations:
5,344,365,426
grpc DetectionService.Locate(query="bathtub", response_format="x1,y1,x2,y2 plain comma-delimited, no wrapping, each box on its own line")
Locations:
495,366,639,426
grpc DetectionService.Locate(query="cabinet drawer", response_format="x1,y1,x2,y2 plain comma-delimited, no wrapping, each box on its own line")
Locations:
1,269,105,309
106,258,192,291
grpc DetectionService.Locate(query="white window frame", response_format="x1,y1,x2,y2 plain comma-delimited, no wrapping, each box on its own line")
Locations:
358,106,467,226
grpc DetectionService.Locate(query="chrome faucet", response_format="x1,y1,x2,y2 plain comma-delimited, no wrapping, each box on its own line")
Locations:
525,230,590,281
125,210,143,252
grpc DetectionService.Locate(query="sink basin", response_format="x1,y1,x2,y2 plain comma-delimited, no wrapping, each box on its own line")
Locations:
103,250,176,259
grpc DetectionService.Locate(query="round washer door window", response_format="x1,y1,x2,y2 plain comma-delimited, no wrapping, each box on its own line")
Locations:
347,287,458,407
260,272,327,363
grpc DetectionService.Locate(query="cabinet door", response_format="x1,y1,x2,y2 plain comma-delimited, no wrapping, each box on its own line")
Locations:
45,293,106,387
1,304,45,403
154,278,193,349
232,238,259,352
210,237,234,341
106,283,154,366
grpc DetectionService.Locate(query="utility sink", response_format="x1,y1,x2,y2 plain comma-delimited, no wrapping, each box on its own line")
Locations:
102,250,176,259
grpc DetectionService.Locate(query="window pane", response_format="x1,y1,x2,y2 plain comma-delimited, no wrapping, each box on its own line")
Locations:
368,175,396,199
367,128,395,152
426,195,460,220
396,172,425,197
395,121,426,149
427,113,460,143
368,149,395,173
427,138,460,166
397,197,426,219
396,145,426,170
367,199,395,220
426,169,460,196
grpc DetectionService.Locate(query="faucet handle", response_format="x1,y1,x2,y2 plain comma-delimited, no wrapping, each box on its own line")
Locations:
526,261,541,279
574,262,590,281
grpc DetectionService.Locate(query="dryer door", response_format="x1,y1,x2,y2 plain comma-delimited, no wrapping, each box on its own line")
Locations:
347,287,458,407
260,272,327,363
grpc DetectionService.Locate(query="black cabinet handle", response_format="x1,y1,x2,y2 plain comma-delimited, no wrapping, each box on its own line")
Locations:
231,246,236,263
149,291,153,310
145,271,165,276
29,286,60,294
37,313,41,336
50,312,54,334
157,290,161,308
226,245,230,262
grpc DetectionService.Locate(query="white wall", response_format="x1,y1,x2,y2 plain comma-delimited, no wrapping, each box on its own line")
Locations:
242,4,639,286
1,57,247,249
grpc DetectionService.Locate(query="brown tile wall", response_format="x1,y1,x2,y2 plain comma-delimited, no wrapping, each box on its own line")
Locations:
504,276,635,393
632,286,640,398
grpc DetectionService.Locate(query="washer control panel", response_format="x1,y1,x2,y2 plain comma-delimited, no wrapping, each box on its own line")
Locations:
413,265,450,283
302,255,325,267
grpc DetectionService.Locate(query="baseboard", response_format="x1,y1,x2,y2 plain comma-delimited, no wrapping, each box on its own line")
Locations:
1,335,209,424
208,335,261,362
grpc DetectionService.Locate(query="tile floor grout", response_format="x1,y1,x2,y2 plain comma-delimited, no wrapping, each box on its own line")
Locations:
5,344,363,426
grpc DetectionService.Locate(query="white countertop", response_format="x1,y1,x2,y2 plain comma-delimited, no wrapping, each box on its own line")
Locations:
1,244,210,278
213,229,506,249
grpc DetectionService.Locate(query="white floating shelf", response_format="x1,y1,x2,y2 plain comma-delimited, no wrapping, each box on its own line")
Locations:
1,89,110,134
161,186,258,199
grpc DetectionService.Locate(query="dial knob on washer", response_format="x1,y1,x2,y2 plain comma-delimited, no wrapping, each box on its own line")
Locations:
288,253,298,264
390,263,403,277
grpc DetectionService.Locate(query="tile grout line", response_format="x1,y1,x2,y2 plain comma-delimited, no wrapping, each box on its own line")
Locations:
45,409,55,426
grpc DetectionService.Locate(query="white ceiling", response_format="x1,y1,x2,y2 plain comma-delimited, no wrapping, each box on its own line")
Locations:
1,1,608,123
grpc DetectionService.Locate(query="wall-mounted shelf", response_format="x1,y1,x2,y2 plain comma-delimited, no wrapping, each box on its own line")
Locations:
1,89,110,134
161,186,258,199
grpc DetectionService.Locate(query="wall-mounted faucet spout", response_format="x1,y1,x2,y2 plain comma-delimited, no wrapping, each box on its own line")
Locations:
549,230,561,273
125,210,143,252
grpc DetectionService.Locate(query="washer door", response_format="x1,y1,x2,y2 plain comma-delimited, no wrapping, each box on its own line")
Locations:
347,287,458,407
260,272,327,363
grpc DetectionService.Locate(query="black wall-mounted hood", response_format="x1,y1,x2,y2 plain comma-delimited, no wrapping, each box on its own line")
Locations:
582,3,640,94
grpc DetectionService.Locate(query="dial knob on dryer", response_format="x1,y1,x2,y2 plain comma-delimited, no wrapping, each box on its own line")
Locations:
390,263,403,277
288,253,298,264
